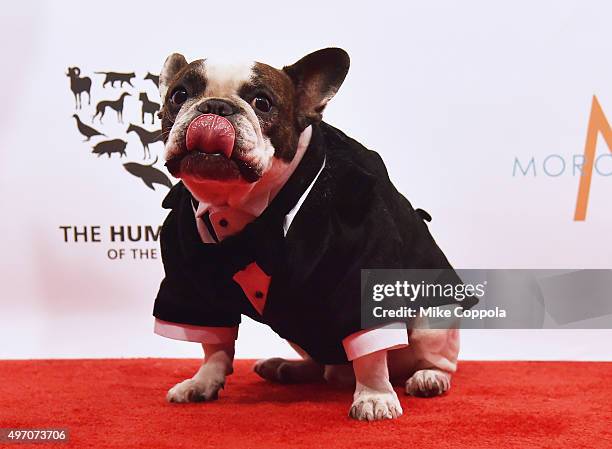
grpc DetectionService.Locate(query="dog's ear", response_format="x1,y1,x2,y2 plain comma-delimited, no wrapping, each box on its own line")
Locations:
283,48,350,129
159,53,188,102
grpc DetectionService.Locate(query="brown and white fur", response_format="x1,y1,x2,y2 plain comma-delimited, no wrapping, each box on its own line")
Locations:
158,48,459,421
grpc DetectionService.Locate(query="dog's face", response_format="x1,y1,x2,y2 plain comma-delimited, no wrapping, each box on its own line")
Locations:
158,48,349,202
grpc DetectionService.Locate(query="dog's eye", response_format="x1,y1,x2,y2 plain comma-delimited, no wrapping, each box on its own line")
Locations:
171,87,188,105
253,95,272,113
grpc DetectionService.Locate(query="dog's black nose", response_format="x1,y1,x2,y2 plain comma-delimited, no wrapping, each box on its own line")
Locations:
197,99,236,117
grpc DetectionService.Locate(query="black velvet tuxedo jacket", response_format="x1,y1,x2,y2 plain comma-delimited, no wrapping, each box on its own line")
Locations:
154,122,470,364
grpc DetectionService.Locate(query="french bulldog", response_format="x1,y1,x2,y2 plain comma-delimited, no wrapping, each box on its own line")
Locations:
154,48,461,421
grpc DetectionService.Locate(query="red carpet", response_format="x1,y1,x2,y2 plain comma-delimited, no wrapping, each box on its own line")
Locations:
1,359,611,448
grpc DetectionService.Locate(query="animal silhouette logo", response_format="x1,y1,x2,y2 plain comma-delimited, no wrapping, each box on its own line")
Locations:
127,123,163,159
66,67,91,109
138,92,160,124
95,71,136,88
67,66,172,191
123,157,173,190
92,92,131,124
72,114,105,141
92,139,127,158
144,72,159,88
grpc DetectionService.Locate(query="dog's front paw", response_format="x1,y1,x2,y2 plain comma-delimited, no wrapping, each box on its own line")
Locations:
405,369,451,397
349,388,403,421
166,377,225,403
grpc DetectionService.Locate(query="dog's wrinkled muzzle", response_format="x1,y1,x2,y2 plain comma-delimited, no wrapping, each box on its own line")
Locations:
186,114,236,159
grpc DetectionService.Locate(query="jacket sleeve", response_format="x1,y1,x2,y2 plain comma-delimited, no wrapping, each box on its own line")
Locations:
153,183,242,330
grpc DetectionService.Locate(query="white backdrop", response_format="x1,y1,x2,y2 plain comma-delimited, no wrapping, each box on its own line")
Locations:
1,0,611,360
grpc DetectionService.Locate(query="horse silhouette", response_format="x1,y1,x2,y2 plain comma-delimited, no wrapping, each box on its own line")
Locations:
126,124,163,159
123,157,172,190
92,92,131,124
66,67,91,109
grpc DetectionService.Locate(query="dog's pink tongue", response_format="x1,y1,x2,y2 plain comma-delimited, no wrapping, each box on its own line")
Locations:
186,114,235,159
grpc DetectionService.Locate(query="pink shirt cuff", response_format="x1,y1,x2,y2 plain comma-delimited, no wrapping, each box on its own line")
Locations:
342,323,408,361
154,319,238,344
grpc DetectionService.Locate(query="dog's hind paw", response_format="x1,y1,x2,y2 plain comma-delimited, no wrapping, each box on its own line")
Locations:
349,388,402,421
253,357,323,384
405,369,451,397
166,377,224,403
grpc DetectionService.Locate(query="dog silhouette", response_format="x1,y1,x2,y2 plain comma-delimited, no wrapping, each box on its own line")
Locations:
138,92,160,124
123,157,172,190
72,114,105,141
66,67,91,109
95,71,136,88
144,72,160,88
92,139,127,158
126,123,163,159
92,92,131,124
